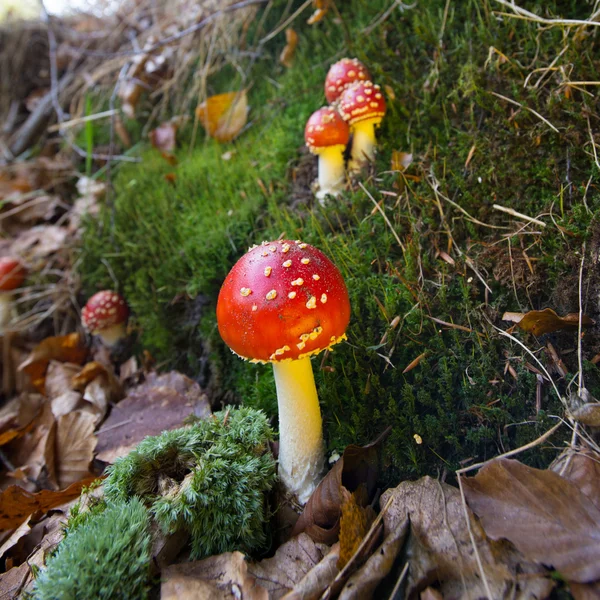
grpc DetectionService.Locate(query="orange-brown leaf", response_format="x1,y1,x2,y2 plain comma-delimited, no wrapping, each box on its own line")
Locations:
195,90,248,143
19,333,88,394
502,308,595,336
338,490,372,569
279,28,298,68
0,476,99,531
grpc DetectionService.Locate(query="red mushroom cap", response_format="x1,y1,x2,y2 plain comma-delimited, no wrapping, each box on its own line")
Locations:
304,107,350,153
82,290,129,333
0,257,26,292
324,58,371,104
217,240,351,363
339,81,387,126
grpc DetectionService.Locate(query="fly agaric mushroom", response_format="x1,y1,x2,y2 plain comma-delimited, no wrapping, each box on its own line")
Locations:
324,58,371,104
0,257,26,330
216,240,351,504
305,107,350,203
339,80,387,173
82,290,129,347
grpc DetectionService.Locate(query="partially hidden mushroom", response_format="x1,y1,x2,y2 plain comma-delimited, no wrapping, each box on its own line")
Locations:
0,257,26,331
216,240,351,504
324,57,371,104
82,290,129,347
338,80,387,173
305,107,350,203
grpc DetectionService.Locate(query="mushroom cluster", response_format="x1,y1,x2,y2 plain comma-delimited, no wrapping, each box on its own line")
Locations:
216,240,350,504
304,57,387,202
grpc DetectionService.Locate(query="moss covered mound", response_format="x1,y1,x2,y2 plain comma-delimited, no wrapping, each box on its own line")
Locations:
79,0,600,483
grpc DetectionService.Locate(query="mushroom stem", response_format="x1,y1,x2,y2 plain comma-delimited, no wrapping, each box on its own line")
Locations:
95,322,127,347
348,121,378,173
0,292,14,331
316,145,347,203
272,356,325,504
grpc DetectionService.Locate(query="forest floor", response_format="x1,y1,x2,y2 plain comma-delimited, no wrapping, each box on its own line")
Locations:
0,0,600,598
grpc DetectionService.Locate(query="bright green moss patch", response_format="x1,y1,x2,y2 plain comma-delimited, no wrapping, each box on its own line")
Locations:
104,406,276,558
31,498,152,600
79,0,600,482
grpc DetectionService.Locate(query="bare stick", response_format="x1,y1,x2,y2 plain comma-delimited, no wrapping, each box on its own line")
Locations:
490,91,559,133
492,203,547,227
493,0,600,28
47,109,118,132
577,243,586,397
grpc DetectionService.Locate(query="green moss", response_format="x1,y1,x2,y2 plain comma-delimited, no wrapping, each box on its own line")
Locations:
104,406,276,558
31,498,152,600
78,0,600,482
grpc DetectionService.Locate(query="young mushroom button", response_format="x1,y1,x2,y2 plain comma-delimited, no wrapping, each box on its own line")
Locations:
216,240,351,504
305,107,350,203
324,57,372,104
0,257,26,330
82,290,129,347
339,80,387,173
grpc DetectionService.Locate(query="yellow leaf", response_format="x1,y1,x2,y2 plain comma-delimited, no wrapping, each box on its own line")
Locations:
279,28,298,68
502,308,595,336
195,90,248,143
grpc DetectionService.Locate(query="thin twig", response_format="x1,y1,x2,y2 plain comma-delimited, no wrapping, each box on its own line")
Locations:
492,204,547,227
493,0,600,28
490,91,559,133
577,243,586,397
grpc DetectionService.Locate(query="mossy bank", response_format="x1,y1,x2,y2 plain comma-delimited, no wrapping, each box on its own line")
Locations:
79,0,600,484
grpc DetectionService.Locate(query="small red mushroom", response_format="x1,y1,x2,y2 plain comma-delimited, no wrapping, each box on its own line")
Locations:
0,257,26,330
216,240,351,503
338,80,387,172
324,58,371,104
304,107,350,202
82,290,129,347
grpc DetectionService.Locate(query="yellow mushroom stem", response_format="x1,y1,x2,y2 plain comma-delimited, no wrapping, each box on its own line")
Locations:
272,356,325,504
314,144,347,203
348,119,380,173
95,322,127,347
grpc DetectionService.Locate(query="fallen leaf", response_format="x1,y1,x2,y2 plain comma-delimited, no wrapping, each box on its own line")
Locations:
149,121,178,153
196,90,248,143
381,476,553,599
463,458,600,583
51,391,83,419
338,489,374,569
44,361,80,400
248,533,333,599
19,333,88,394
502,308,595,336
570,402,600,427
0,561,31,599
95,371,211,463
402,351,427,374
391,151,413,172
307,0,329,24
292,429,387,543
10,225,69,263
279,28,298,68
161,551,267,600
55,411,97,488
551,448,600,513
0,477,98,531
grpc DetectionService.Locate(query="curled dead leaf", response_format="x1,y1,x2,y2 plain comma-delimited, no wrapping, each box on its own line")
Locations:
195,90,248,143
280,28,298,68
502,308,594,336
55,411,97,488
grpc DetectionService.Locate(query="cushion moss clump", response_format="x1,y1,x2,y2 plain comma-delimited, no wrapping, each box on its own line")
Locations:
31,498,152,600
104,406,277,559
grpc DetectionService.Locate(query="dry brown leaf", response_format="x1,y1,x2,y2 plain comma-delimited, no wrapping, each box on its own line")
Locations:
161,551,267,600
95,371,210,463
0,561,31,599
551,449,600,512
10,225,69,263
19,333,88,394
570,402,600,426
402,351,428,374
51,391,83,420
149,121,178,153
338,489,373,569
502,308,595,336
196,90,248,143
292,431,386,543
44,361,80,400
463,458,600,584
0,476,98,531
279,28,298,68
248,533,333,599
307,2,329,25
55,411,97,488
0,394,43,447
381,476,553,599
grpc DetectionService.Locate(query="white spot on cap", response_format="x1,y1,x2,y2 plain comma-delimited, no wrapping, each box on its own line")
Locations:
283,260,292,268
266,290,277,300
291,278,304,286
240,288,252,296
299,243,307,249
288,291,297,299
301,258,310,265
306,296,317,309
282,243,291,253
252,304,258,311
321,294,328,304
312,274,320,280
264,266,272,277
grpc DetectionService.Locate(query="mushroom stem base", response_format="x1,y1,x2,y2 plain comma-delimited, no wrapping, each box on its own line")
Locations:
348,121,378,173
273,357,325,505
96,322,127,347
316,145,347,204
0,293,14,332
